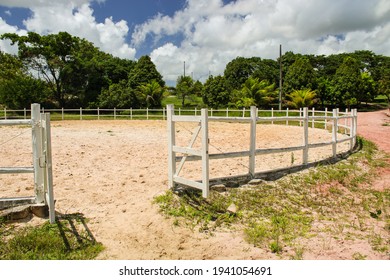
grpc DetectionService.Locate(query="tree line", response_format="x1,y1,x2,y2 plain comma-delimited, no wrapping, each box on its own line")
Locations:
0,32,389,110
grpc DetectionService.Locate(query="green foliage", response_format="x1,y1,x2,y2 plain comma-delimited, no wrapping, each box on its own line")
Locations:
136,80,166,108
0,216,103,260
331,57,362,107
176,75,195,107
283,57,317,94
286,89,317,109
202,75,230,108
99,80,136,109
128,55,165,89
232,77,277,108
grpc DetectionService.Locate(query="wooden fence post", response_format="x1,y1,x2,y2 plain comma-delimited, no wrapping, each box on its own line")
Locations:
332,108,338,157
201,108,209,198
167,105,176,190
4,107,6,120
286,108,289,126
249,106,257,177
97,107,100,120
80,107,82,120
312,108,315,128
31,104,45,204
324,108,328,129
303,107,309,165
42,113,55,223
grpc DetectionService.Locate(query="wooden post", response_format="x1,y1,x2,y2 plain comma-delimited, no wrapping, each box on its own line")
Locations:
97,107,100,120
31,104,45,204
24,108,27,120
80,107,82,120
62,108,64,121
194,108,197,116
352,109,357,148
324,108,328,129
42,113,55,224
286,108,289,126
4,107,6,120
242,107,246,118
114,108,117,120
130,108,133,120
167,105,176,190
249,106,257,177
312,108,315,128
303,107,309,165
201,108,209,198
226,107,229,117
271,108,274,125
332,108,338,157
210,108,213,117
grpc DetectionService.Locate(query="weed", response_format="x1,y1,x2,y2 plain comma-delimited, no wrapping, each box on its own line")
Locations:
352,252,367,260
0,216,103,260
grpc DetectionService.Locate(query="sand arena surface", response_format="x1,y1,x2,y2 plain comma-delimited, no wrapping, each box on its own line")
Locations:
0,119,360,259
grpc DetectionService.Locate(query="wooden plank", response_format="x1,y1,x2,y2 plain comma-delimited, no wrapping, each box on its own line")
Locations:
172,146,202,156
0,119,32,126
172,115,202,122
0,167,34,174
209,116,251,123
173,176,203,190
308,141,333,149
255,145,304,155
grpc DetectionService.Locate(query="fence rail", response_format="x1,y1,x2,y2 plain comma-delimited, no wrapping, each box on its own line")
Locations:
167,105,357,198
1,106,353,125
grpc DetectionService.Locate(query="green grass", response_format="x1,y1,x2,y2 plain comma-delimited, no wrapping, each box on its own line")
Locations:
154,137,390,257
0,214,103,260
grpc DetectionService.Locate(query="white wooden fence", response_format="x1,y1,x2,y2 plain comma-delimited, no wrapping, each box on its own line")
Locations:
0,104,55,223
167,105,357,198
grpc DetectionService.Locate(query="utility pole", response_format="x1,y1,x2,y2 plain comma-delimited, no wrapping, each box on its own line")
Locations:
279,44,283,110
183,61,186,77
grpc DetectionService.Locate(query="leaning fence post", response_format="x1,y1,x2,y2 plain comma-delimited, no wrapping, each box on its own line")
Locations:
332,108,338,157
201,108,209,198
167,105,176,190
249,106,257,177
303,107,309,165
31,103,45,204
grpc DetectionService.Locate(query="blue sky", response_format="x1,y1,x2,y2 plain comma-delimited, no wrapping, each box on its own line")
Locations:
0,0,389,84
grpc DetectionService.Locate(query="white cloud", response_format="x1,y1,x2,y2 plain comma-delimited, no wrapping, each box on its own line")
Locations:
136,0,390,84
0,0,136,59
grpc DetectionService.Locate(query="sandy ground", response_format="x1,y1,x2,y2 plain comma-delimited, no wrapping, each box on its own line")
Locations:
0,112,387,260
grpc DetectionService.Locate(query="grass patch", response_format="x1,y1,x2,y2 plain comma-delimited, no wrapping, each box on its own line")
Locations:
0,214,103,260
154,137,390,257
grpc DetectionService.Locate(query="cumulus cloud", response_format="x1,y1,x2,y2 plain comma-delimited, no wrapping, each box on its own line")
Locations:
136,0,390,84
0,0,136,59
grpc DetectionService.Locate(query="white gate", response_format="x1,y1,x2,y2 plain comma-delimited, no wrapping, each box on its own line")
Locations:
0,104,55,223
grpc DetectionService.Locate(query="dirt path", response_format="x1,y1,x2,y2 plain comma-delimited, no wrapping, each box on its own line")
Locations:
356,109,390,191
1,110,388,260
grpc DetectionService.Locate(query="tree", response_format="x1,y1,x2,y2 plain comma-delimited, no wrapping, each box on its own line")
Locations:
176,75,195,107
237,77,277,108
224,57,256,91
283,57,317,94
202,75,230,108
0,51,48,109
136,80,166,108
331,57,362,107
286,89,317,109
128,55,165,89
98,80,135,109
1,32,83,107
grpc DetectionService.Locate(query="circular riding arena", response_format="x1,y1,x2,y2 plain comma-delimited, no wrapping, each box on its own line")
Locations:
0,116,358,259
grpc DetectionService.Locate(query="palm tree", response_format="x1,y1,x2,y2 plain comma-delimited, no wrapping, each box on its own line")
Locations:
137,80,165,108
240,77,277,108
286,89,317,108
